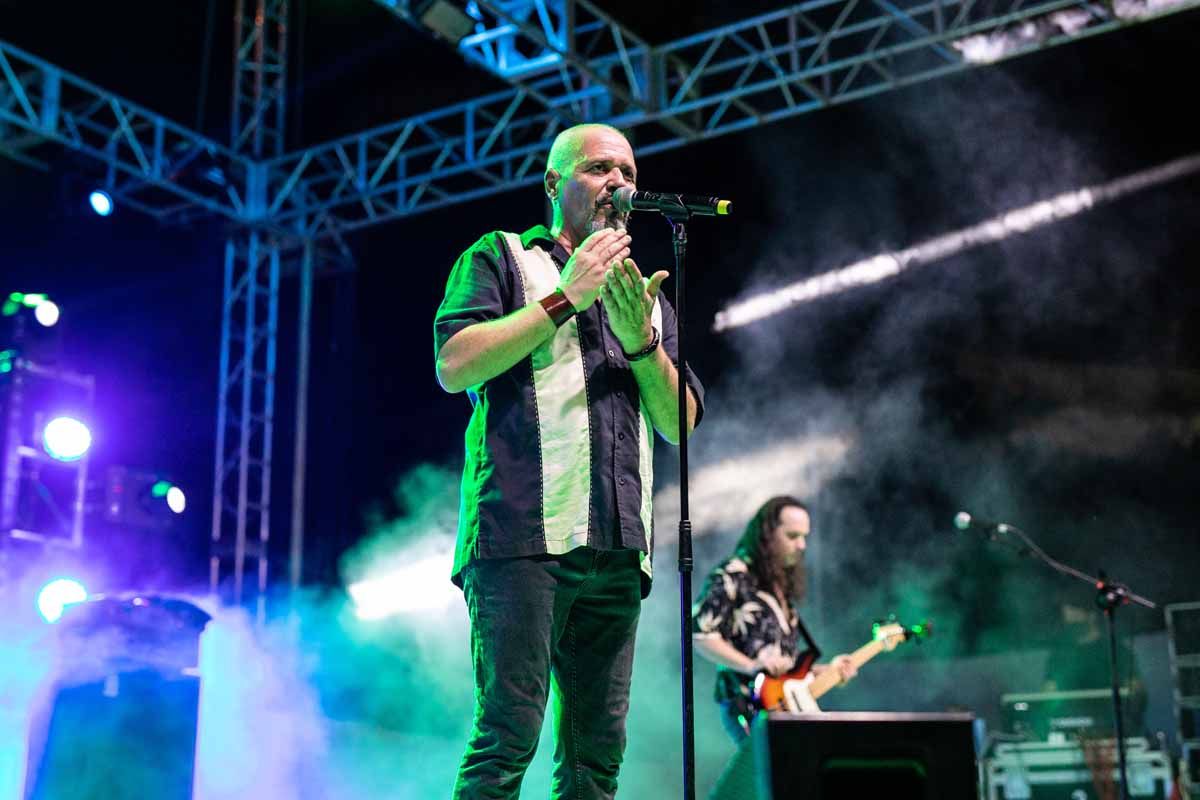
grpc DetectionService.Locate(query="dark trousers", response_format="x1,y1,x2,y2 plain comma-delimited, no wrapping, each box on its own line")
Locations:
453,547,642,799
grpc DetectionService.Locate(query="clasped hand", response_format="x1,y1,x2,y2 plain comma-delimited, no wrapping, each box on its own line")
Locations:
558,229,667,354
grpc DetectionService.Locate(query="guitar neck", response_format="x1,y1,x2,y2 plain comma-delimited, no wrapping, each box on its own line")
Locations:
806,638,887,701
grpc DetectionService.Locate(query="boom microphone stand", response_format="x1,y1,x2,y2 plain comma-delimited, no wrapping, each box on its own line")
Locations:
632,188,729,800
959,514,1156,800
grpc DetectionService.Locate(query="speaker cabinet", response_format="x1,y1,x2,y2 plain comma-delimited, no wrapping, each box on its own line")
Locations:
712,711,979,800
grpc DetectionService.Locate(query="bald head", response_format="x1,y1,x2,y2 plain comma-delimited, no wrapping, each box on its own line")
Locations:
546,123,629,177
544,124,637,248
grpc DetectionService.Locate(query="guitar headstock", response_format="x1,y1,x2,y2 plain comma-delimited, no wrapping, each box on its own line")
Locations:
872,617,933,651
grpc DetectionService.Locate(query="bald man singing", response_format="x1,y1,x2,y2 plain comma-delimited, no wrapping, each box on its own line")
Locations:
434,123,706,798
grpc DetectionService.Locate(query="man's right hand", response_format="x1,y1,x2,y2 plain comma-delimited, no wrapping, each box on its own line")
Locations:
559,229,631,312
753,653,795,677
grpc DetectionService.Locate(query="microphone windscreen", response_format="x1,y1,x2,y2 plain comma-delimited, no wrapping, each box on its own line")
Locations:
612,186,635,213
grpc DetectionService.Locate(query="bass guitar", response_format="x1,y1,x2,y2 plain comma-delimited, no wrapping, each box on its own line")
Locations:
752,618,931,713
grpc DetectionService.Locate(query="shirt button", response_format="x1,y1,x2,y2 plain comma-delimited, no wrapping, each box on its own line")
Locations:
618,433,625,441
608,349,616,357
618,477,626,486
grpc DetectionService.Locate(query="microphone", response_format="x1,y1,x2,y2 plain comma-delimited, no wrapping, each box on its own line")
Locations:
953,511,1012,535
612,186,732,217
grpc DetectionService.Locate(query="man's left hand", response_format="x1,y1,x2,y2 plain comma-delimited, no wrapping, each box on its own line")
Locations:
831,654,858,685
600,257,669,355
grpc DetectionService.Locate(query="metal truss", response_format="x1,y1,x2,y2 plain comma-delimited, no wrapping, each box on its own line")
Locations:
210,232,280,622
267,0,1200,235
0,41,251,223
375,0,694,137
232,0,289,158
7,0,1199,236
210,0,292,616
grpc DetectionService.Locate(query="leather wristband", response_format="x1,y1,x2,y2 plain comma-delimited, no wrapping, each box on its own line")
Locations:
623,326,661,362
539,289,577,328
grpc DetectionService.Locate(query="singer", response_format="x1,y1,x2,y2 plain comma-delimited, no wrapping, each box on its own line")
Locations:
434,123,706,799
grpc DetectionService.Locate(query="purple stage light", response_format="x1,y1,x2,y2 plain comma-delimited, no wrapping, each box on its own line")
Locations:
34,300,60,327
166,486,186,514
36,578,88,623
42,416,92,461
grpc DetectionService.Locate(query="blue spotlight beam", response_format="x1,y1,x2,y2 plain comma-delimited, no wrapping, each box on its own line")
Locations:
0,41,253,224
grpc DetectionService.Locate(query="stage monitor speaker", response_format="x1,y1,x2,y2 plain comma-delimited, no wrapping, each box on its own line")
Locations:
711,711,979,800
24,670,200,800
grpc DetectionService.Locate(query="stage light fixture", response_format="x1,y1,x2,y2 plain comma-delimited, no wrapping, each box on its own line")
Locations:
36,578,88,623
150,479,187,514
413,0,477,44
34,300,60,327
88,189,113,217
42,416,93,462
5,292,45,316
166,486,187,514
105,468,189,528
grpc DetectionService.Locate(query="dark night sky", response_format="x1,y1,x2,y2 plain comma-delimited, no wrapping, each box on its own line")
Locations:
2,2,1198,620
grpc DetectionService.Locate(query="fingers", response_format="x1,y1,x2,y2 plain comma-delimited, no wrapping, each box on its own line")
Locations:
604,259,642,317
583,229,632,262
580,228,621,250
600,272,634,320
646,270,669,299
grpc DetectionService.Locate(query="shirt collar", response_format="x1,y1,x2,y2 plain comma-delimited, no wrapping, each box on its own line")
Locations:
520,225,570,263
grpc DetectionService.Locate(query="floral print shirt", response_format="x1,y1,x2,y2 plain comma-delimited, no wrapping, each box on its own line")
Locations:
692,555,814,705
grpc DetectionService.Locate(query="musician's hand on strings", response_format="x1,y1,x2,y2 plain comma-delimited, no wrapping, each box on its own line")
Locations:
752,652,794,677
831,654,857,685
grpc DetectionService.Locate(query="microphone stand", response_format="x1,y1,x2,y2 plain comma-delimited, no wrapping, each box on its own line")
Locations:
660,202,696,800
976,520,1155,800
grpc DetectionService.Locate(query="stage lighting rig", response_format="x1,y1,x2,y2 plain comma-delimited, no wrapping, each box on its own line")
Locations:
3,292,64,366
411,0,480,44
104,467,189,530
3,292,59,328
0,355,94,548
87,189,114,217
42,416,93,462
951,0,1192,63
35,577,89,623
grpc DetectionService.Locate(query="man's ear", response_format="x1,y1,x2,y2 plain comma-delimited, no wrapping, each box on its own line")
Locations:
545,169,560,200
